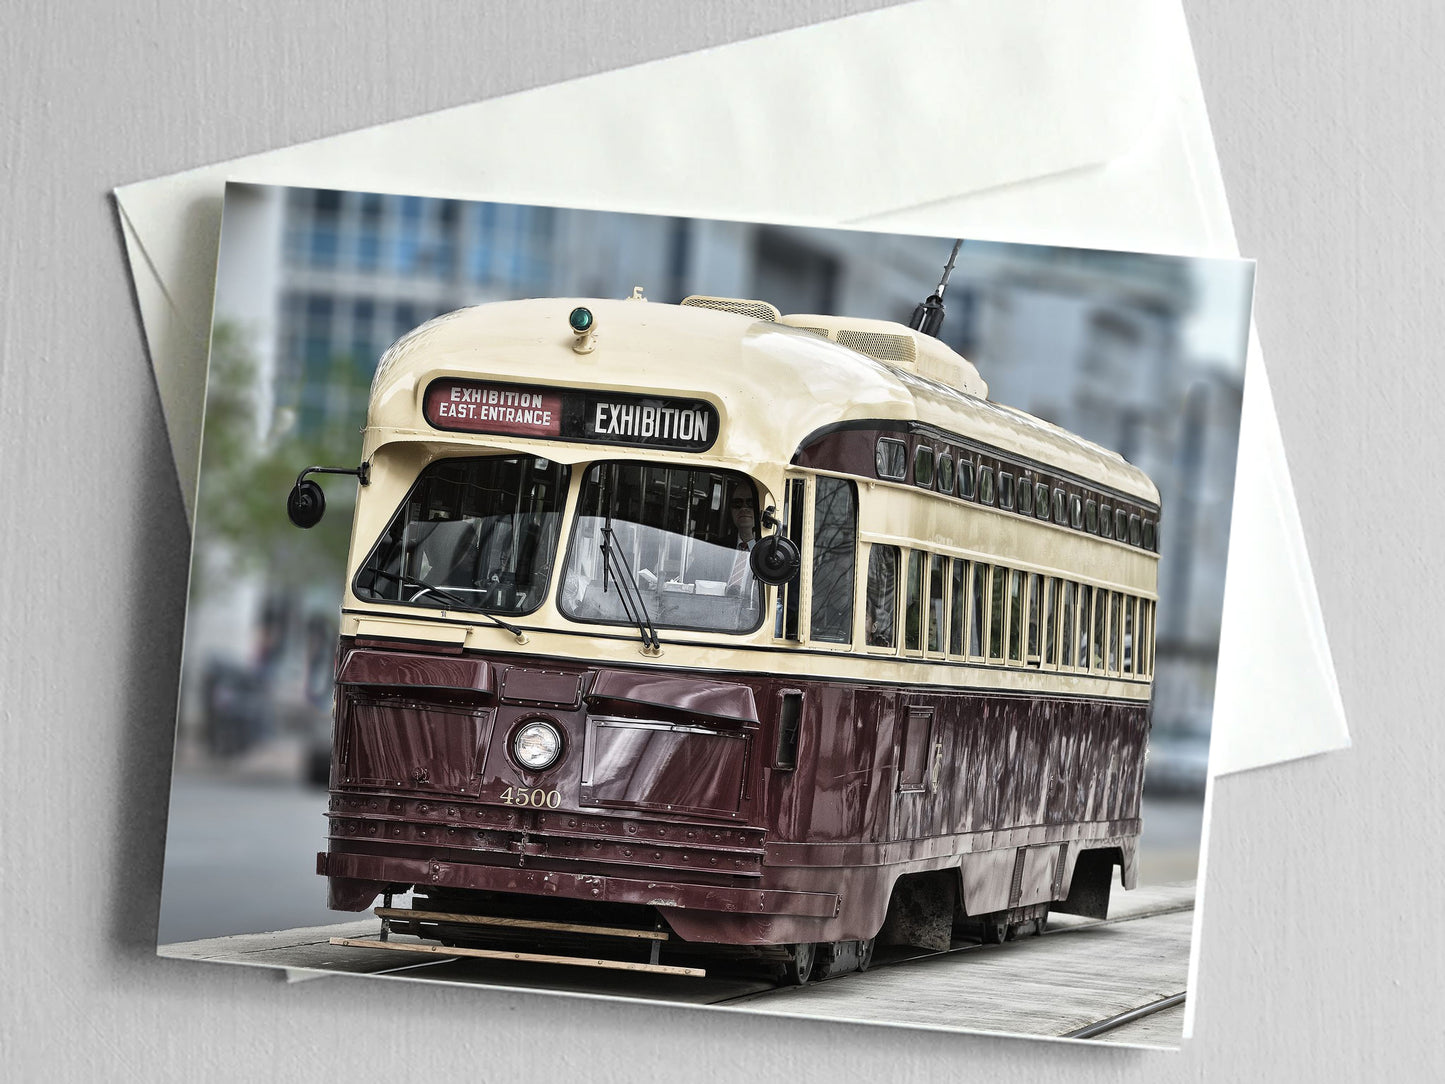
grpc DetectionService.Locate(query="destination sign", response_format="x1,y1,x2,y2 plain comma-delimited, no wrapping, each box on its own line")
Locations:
424,379,718,452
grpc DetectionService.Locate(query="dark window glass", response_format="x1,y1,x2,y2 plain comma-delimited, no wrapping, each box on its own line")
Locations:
970,563,987,656
1070,494,1084,530
559,463,764,633
1053,488,1067,525
1036,481,1051,520
1078,585,1093,669
1060,582,1075,667
905,550,924,652
1018,477,1034,516
866,545,899,648
927,554,945,653
959,461,976,499
937,453,955,495
988,565,1006,659
913,445,935,487
1129,514,1142,546
998,471,1015,511
949,559,967,655
1007,569,1024,662
1085,499,1098,533
979,466,996,506
875,438,907,480
1115,508,1129,539
1143,519,1157,551
1027,572,1042,662
1093,588,1107,669
1123,597,1135,674
1109,592,1121,672
810,477,857,644
1100,504,1113,539
1044,577,1058,665
357,455,569,617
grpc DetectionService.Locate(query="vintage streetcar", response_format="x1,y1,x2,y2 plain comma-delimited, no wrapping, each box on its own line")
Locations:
289,279,1161,982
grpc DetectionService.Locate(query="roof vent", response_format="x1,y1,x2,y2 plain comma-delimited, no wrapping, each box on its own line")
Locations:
681,295,781,322
835,328,917,365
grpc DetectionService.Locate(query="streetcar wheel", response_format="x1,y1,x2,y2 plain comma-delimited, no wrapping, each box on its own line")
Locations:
856,937,876,973
781,942,816,986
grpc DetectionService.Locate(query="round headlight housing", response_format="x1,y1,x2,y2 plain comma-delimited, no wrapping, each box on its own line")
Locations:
512,719,563,772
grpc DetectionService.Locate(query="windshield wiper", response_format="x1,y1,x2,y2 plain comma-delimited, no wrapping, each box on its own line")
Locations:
599,464,661,654
362,568,528,643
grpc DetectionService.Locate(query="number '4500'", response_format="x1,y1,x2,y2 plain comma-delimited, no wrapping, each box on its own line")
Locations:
499,786,561,808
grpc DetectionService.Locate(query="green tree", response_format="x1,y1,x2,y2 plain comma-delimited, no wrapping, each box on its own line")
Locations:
192,322,371,602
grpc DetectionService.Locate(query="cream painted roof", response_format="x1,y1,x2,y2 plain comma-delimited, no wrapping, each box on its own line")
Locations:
367,297,1158,505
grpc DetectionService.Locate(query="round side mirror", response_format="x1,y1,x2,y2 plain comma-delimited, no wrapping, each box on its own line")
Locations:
750,534,801,586
287,479,326,528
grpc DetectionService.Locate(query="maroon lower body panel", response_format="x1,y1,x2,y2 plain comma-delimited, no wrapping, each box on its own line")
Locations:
319,640,1150,947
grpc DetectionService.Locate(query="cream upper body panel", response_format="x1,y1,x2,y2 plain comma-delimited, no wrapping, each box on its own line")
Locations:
361,297,1159,507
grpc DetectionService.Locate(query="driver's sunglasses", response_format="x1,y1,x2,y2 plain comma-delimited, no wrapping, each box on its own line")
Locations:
730,497,756,510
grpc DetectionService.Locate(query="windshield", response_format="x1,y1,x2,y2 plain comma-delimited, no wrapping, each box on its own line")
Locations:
354,454,569,616
560,463,764,634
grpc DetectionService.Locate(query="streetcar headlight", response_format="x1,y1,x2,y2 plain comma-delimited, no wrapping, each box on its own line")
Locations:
512,720,563,771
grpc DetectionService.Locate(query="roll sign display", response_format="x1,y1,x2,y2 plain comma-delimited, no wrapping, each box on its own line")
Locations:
424,379,718,452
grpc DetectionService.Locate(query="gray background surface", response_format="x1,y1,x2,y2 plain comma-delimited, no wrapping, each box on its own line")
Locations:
0,1,1429,1078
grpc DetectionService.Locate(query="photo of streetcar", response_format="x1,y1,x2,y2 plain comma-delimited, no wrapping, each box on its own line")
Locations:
292,287,1162,981
163,185,1250,1033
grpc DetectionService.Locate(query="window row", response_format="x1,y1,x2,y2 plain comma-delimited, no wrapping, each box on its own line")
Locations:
874,436,1158,552
863,545,1156,679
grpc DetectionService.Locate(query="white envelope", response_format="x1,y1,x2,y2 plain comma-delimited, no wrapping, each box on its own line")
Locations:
113,0,1349,779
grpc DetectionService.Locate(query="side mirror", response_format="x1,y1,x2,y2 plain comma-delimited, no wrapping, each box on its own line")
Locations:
287,479,326,528
750,534,801,586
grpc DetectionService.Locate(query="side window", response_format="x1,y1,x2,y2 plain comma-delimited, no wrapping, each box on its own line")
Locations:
1109,592,1122,672
1018,477,1034,516
1007,569,1024,663
875,438,907,481
1053,488,1068,525
1035,481,1050,520
927,553,946,653
774,477,806,641
904,549,924,652
988,565,1006,660
913,445,935,488
1078,585,1093,669
998,471,1015,511
1143,519,1157,551
1069,494,1084,530
970,562,987,657
810,476,856,644
1085,499,1098,534
1027,572,1042,665
937,452,955,495
865,545,899,648
959,460,976,500
1129,514,1142,546
1060,581,1075,669
1115,508,1129,539
1092,588,1107,670
979,466,996,506
1100,504,1114,539
1044,577,1058,667
1123,596,1135,674
949,559,967,656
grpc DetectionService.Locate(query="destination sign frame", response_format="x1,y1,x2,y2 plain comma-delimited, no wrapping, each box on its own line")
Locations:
423,379,719,452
